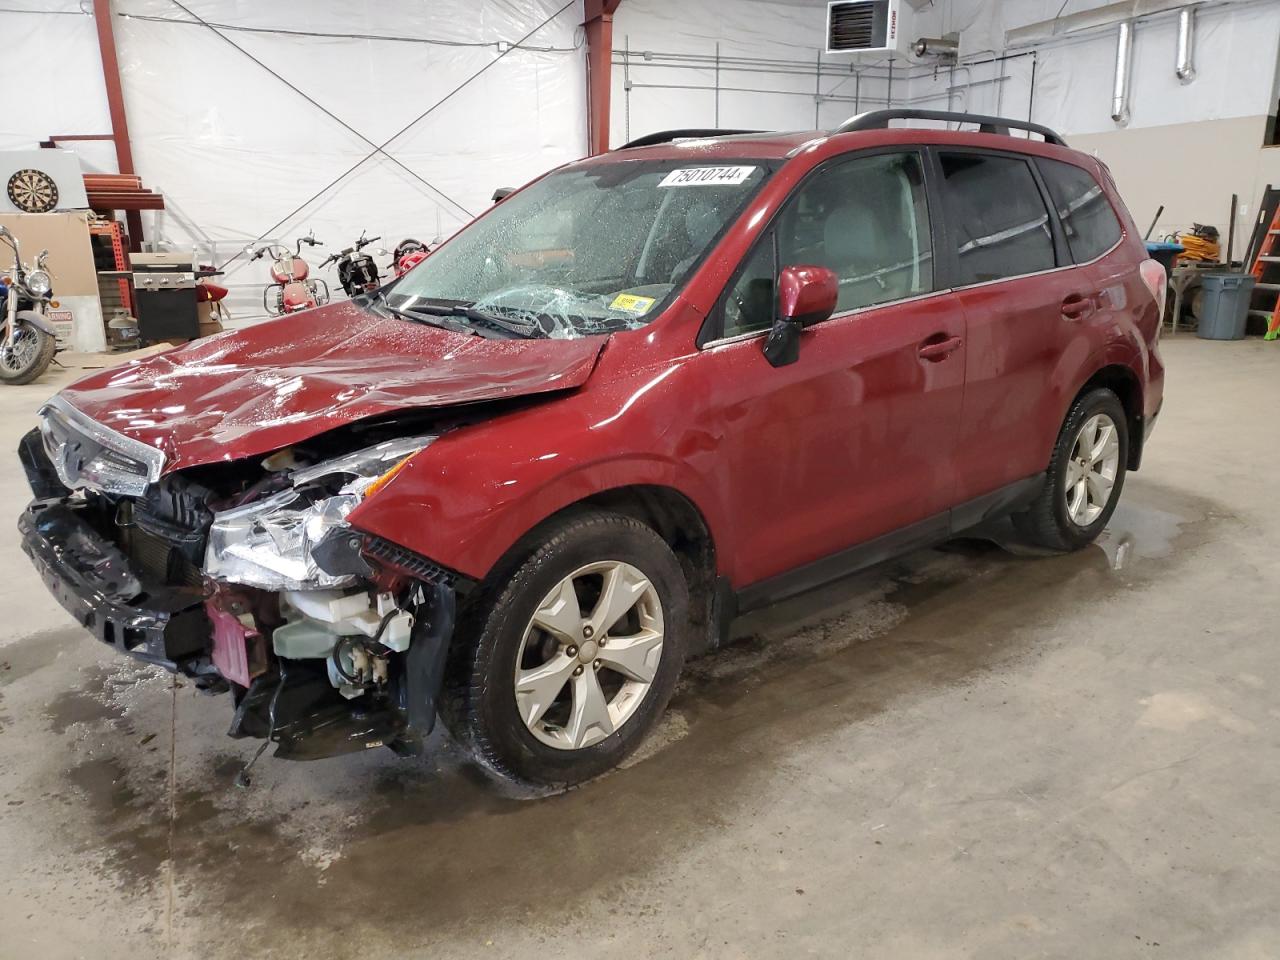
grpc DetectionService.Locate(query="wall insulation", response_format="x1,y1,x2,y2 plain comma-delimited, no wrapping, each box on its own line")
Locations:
906,0,1280,241
612,0,1280,244
5,0,1280,328
609,0,912,145
4,0,587,318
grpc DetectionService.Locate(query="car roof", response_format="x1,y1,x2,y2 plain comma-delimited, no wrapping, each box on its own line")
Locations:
580,120,1082,166
595,130,825,162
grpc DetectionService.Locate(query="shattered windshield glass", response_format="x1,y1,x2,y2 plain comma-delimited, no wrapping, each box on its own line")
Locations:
387,160,771,339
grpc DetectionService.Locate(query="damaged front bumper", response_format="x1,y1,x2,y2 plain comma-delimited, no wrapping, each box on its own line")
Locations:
19,499,209,671
18,490,459,760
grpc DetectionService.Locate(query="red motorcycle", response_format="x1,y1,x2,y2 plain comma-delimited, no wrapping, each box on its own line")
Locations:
391,238,431,278
248,232,329,316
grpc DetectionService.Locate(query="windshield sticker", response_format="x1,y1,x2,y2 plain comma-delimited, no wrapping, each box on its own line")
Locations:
609,293,656,314
658,166,757,188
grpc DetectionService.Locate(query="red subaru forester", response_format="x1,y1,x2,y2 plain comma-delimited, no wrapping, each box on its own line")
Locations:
20,110,1164,786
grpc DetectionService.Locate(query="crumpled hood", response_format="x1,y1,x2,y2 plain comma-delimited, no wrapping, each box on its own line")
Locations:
58,302,604,474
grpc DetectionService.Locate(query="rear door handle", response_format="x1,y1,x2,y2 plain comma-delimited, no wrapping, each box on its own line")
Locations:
918,335,963,361
1061,293,1096,321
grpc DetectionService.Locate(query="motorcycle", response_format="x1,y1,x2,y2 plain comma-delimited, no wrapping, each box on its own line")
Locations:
0,225,58,385
391,237,430,278
321,231,384,297
248,232,329,316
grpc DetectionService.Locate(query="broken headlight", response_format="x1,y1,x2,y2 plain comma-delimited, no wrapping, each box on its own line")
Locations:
204,435,434,591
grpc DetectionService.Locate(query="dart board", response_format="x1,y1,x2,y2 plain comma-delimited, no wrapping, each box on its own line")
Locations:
7,168,59,213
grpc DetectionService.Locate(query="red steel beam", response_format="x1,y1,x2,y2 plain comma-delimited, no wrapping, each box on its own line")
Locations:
92,0,144,249
584,0,622,155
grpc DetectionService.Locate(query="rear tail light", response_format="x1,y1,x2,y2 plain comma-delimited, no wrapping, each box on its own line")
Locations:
1139,258,1168,322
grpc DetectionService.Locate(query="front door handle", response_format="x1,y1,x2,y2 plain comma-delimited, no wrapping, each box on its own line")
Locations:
1061,293,1096,321
918,335,963,362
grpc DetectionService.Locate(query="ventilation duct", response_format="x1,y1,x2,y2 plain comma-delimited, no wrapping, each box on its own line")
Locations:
1176,6,1196,83
1111,20,1134,125
912,35,959,60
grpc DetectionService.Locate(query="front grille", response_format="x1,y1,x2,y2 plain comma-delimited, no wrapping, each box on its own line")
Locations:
123,476,214,588
39,396,164,497
124,524,202,587
363,536,458,586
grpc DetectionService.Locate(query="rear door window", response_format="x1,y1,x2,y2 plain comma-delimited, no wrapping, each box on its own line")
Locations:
938,153,1056,285
1038,158,1123,263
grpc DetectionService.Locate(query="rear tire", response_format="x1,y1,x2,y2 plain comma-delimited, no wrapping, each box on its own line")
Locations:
1012,388,1129,551
0,323,55,385
442,510,688,787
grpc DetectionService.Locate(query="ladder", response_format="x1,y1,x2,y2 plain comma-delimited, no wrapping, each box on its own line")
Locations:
1248,189,1280,340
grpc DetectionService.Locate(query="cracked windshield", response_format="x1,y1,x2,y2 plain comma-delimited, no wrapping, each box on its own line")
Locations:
386,160,771,338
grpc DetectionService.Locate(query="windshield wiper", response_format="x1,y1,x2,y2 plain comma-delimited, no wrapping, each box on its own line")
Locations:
399,299,545,339
455,305,546,339
370,290,478,336
373,292,547,339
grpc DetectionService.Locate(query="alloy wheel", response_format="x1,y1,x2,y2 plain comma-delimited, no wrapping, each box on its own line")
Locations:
1064,412,1121,526
514,561,664,751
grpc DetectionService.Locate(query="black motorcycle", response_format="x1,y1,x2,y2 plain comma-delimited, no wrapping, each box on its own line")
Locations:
0,225,58,385
322,231,384,298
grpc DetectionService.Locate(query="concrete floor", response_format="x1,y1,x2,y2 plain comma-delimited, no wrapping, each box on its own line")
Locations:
1,337,1277,960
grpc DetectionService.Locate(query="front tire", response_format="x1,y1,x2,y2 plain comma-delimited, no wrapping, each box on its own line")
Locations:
0,322,55,385
1012,388,1129,551
443,510,688,787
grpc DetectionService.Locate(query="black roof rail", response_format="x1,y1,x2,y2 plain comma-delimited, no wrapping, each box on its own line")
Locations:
619,128,763,149
833,109,1068,146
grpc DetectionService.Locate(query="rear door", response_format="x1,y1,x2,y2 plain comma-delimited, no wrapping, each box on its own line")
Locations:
1037,155,1130,334
695,149,968,589
937,149,1096,504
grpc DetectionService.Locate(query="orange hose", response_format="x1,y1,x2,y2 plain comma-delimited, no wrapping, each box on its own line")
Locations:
1176,233,1220,263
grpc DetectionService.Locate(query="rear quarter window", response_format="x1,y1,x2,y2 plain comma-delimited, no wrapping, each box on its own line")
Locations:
1038,158,1123,263
938,153,1056,285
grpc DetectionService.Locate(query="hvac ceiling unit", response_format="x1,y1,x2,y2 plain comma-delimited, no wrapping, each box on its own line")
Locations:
825,0,901,55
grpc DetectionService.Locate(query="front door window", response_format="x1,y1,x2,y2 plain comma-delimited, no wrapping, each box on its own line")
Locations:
720,151,934,340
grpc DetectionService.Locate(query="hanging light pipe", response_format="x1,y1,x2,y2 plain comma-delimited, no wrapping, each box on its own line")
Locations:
1176,5,1197,83
1111,20,1133,126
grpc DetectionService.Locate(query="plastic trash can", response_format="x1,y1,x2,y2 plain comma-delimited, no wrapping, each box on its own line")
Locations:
1195,273,1255,340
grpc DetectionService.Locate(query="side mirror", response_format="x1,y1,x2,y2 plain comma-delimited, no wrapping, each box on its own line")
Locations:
762,265,839,368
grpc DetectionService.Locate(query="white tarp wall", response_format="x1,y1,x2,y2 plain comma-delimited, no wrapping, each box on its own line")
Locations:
3,3,118,171
9,0,1280,324
908,0,1280,136
4,0,587,319
609,0,913,147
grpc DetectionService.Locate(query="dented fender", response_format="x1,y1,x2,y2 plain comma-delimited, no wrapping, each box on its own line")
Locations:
347,356,731,582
